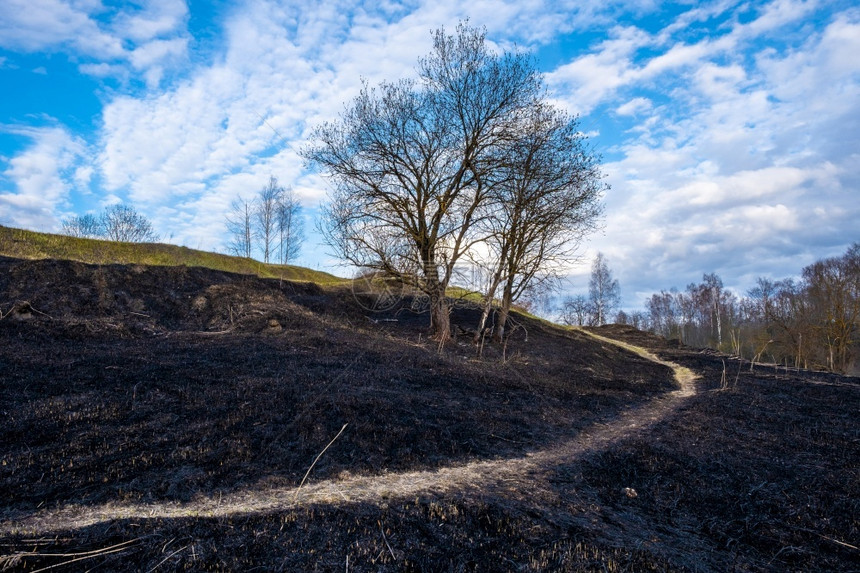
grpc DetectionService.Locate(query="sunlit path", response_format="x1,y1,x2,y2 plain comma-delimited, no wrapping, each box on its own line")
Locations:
2,336,698,536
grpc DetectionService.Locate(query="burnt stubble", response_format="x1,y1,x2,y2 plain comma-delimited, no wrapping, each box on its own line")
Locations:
0,258,857,571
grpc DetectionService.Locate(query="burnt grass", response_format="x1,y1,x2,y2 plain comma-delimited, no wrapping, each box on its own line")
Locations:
1,257,858,571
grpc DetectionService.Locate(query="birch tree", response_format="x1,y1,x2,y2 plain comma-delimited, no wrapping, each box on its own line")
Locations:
256,176,281,264
226,197,255,259
276,186,304,265
589,253,620,326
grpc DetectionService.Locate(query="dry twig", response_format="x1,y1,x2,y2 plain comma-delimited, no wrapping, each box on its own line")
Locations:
293,423,349,503
379,520,396,561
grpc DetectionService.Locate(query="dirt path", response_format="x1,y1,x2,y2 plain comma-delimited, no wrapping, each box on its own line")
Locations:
2,334,698,536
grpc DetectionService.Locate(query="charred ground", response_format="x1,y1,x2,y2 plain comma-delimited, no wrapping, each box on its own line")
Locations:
0,256,858,571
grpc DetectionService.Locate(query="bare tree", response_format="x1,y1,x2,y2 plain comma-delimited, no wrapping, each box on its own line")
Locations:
62,204,158,243
100,204,159,243
276,186,304,265
803,246,860,373
61,213,103,238
472,103,604,341
589,252,620,326
646,289,681,339
256,176,282,264
225,197,255,259
304,23,541,342
560,294,592,326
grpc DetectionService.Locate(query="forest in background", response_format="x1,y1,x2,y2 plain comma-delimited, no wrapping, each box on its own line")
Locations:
622,243,860,374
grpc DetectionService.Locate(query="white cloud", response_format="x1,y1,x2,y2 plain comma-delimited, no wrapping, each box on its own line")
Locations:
0,0,189,87
545,25,651,114
78,62,128,79
565,3,860,304
1,0,857,301
0,125,90,230
546,0,825,118
741,0,818,36
113,0,189,43
616,96,652,116
0,0,121,55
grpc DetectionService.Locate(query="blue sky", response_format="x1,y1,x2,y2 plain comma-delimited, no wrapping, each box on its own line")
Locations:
1,0,858,310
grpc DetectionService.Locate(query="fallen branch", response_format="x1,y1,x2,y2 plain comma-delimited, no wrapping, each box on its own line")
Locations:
379,520,396,561
1,539,140,573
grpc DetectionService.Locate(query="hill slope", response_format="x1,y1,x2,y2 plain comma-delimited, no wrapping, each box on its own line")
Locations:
0,255,858,571
0,224,342,284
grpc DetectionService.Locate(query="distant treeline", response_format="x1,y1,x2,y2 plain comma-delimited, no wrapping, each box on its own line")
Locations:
621,243,859,374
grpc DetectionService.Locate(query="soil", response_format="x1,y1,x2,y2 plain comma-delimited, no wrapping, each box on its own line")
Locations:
1,257,858,571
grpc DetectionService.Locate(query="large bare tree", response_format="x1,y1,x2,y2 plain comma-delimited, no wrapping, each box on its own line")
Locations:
304,23,540,342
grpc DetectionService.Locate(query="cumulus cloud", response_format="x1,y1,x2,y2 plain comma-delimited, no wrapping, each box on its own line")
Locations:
545,25,651,114
0,0,857,302
0,0,189,87
616,97,652,116
0,125,91,230
565,3,860,304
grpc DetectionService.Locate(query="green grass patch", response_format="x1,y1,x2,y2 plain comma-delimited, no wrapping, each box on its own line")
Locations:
0,225,345,285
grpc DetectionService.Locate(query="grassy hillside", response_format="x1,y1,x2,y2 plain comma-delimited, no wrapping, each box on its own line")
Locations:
0,224,344,284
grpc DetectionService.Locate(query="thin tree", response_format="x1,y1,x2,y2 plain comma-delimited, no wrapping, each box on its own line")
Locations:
256,176,282,264
589,252,620,326
225,197,255,259
304,23,541,342
646,290,680,339
803,246,860,373
276,186,304,265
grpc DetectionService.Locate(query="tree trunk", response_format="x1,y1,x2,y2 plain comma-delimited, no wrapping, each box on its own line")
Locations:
475,299,494,344
430,294,451,343
423,259,451,344
493,281,514,342
474,271,504,344
493,305,509,342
